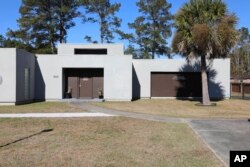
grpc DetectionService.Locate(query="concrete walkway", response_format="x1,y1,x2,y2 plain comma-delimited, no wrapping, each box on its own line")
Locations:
0,112,115,118
71,102,184,123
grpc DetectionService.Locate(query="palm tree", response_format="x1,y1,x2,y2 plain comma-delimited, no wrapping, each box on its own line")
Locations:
172,0,238,105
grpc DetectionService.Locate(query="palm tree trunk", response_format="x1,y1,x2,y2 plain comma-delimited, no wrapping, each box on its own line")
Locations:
201,55,211,105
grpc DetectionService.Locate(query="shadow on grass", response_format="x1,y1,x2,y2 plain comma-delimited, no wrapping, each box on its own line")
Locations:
0,128,53,148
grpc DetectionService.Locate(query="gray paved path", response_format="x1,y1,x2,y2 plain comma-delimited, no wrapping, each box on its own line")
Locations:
189,119,250,166
71,102,184,123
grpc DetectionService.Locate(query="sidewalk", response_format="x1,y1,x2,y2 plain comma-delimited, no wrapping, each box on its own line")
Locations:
0,112,115,118
71,102,184,123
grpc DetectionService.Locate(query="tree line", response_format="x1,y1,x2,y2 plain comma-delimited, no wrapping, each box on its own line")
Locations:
0,0,173,58
0,0,248,105
230,27,250,78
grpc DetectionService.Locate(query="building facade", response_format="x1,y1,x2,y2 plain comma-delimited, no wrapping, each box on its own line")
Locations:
0,44,230,105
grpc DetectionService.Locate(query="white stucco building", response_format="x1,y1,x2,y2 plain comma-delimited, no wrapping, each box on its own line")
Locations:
0,43,230,105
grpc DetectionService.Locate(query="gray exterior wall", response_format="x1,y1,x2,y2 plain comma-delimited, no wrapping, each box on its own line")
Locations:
0,45,230,105
35,55,62,100
58,43,124,56
0,49,35,105
0,49,16,104
35,54,132,101
16,49,35,104
132,58,230,99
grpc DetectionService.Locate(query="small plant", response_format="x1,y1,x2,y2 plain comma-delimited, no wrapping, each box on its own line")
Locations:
97,89,103,99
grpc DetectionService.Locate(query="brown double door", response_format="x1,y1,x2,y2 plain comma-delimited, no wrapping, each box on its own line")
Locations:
65,69,103,99
79,76,93,98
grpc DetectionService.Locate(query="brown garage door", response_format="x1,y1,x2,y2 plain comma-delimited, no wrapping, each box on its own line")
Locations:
232,83,240,92
151,72,202,97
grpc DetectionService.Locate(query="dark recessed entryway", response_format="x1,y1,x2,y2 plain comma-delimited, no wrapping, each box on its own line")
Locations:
63,68,104,99
151,72,202,98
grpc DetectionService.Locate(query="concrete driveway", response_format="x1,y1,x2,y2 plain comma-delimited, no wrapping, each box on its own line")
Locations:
189,119,250,166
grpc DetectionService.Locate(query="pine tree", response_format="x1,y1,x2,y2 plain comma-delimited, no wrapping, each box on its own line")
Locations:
120,0,173,59
54,0,80,43
3,37,34,52
0,35,4,47
11,0,58,53
80,0,121,43
7,0,79,53
230,27,250,77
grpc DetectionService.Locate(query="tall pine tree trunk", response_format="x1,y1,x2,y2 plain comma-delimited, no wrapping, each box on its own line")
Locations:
100,16,104,43
201,54,211,105
49,24,56,53
49,26,56,54
48,0,55,54
59,0,66,43
152,51,155,59
59,19,65,43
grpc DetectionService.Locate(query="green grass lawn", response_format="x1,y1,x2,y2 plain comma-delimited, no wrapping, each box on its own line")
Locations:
94,99,250,118
0,102,84,113
0,117,222,167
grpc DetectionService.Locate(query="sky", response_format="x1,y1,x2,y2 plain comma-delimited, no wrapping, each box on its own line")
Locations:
0,0,249,50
